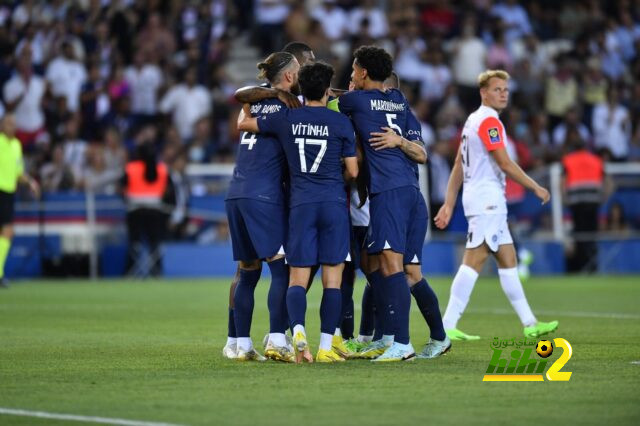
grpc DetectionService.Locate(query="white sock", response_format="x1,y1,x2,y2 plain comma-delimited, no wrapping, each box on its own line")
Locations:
319,332,333,351
225,337,237,347
293,324,306,337
382,335,394,345
498,267,537,327
357,335,373,343
269,333,286,347
237,337,253,352
442,264,479,330
334,327,342,337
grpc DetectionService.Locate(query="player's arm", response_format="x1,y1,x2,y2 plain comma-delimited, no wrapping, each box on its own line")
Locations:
368,127,427,164
491,148,550,204
234,86,301,109
343,157,358,182
237,104,259,133
434,146,463,229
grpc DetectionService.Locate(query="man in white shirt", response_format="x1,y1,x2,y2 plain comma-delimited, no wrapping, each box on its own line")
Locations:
3,50,46,147
434,69,558,341
310,0,348,41
45,41,87,113
124,51,163,119
159,67,211,141
592,86,631,161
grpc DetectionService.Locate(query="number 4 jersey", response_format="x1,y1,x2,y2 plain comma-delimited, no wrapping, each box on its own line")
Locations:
257,106,356,208
460,104,508,216
226,98,287,205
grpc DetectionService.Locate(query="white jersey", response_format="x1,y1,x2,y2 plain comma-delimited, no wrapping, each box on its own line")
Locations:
460,105,507,216
350,185,370,227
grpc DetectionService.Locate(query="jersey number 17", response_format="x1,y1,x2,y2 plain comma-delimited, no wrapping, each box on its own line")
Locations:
295,138,327,173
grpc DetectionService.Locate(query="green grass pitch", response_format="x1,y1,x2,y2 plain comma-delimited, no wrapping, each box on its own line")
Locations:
1,275,639,425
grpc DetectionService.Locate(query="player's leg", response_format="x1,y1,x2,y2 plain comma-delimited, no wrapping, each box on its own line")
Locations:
317,263,346,363
225,199,265,361
494,240,558,338
285,203,318,363
403,194,449,358
288,266,313,363
0,224,14,288
339,260,355,340
441,215,491,341
223,266,240,358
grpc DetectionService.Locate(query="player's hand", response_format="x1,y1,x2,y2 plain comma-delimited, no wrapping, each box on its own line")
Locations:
348,81,356,91
369,127,402,150
276,89,301,108
434,204,452,229
534,186,550,205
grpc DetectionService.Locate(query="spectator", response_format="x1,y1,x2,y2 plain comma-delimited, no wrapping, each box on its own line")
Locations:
602,202,630,236
103,126,127,176
449,17,486,112
486,27,514,72
164,151,190,240
45,40,87,113
490,0,533,42
40,144,74,192
552,108,592,148
349,0,389,39
3,49,46,149
311,0,349,41
124,51,163,122
592,85,631,161
544,56,578,129
135,13,176,64
82,144,121,195
61,118,87,186
79,61,108,142
160,66,211,141
253,0,290,55
188,117,215,163
419,49,452,103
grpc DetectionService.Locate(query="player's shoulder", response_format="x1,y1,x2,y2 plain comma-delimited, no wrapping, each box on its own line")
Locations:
470,105,501,126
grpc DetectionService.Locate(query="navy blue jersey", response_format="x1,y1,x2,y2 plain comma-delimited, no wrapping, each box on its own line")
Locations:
338,89,418,194
405,109,423,180
258,106,356,208
226,98,287,204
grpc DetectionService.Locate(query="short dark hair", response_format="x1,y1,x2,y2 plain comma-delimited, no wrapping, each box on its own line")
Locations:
257,51,296,83
299,61,334,101
283,41,313,62
353,45,393,82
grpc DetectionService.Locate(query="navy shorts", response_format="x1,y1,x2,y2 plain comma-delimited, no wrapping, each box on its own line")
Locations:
225,198,286,261
287,202,350,267
367,186,427,265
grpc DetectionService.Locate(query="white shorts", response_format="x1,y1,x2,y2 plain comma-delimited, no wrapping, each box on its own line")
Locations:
465,214,513,252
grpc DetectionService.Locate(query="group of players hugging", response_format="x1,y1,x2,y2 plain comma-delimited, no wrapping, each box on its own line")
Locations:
222,41,558,363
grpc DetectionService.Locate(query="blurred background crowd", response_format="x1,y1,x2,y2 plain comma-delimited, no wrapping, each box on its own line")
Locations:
1,0,639,238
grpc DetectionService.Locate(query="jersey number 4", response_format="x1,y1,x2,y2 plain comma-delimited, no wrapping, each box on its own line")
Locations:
241,132,258,150
295,138,327,173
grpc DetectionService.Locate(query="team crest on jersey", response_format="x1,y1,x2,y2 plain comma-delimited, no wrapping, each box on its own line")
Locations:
488,127,501,144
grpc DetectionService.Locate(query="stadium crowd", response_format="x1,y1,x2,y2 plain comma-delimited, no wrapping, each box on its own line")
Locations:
0,0,638,229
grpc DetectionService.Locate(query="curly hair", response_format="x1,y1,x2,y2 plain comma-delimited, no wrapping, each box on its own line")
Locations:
299,61,334,101
353,45,393,82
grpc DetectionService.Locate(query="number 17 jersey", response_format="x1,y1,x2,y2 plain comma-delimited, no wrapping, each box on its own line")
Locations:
460,104,507,216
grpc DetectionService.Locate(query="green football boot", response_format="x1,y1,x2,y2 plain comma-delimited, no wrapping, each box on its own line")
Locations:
524,320,559,338
446,328,481,341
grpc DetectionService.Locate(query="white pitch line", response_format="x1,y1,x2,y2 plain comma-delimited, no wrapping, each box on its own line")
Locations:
466,308,640,320
631,361,640,365
0,408,185,426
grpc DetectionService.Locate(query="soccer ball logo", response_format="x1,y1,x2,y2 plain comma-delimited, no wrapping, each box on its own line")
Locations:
536,340,553,358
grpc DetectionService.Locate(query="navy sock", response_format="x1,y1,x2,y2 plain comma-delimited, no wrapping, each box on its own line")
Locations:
380,272,399,338
286,285,307,329
359,283,375,336
233,268,261,338
366,270,384,340
384,272,410,344
340,262,355,339
267,258,289,334
411,278,446,341
227,308,236,338
320,288,342,335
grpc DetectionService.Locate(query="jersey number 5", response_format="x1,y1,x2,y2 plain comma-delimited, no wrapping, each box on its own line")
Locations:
385,114,402,135
241,132,258,150
295,138,327,173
